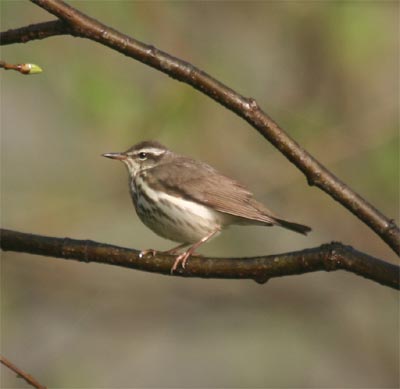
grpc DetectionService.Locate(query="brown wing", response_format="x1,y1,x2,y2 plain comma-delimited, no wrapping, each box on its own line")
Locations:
147,157,311,235
147,157,311,234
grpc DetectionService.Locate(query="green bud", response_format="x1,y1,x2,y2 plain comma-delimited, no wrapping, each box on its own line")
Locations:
20,63,43,74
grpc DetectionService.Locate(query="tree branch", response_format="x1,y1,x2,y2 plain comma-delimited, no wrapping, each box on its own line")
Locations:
0,19,69,44
1,229,398,290
0,355,47,389
1,0,398,255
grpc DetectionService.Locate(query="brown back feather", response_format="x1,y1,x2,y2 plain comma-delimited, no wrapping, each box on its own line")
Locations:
145,157,279,226
141,151,311,235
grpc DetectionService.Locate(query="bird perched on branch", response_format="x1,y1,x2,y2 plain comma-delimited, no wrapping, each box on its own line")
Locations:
103,141,311,273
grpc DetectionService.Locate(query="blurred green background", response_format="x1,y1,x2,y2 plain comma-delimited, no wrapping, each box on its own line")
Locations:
1,1,398,388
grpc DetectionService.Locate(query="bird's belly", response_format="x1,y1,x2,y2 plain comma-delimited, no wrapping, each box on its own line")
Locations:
133,182,223,244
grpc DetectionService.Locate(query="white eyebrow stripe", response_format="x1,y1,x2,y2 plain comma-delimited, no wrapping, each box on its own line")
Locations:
133,148,166,156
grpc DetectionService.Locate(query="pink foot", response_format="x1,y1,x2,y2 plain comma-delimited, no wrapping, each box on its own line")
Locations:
170,251,191,274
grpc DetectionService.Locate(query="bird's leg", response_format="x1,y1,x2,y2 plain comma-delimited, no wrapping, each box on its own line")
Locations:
163,243,190,255
139,243,189,258
170,228,221,274
139,243,190,259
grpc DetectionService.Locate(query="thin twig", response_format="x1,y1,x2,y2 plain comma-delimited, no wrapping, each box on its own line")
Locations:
0,60,42,74
1,229,398,290
0,355,47,389
1,0,398,255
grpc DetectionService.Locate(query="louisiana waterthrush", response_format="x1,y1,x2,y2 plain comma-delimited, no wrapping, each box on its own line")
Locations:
103,141,311,273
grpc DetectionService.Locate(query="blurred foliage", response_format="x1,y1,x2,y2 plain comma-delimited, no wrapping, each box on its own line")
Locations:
1,1,398,388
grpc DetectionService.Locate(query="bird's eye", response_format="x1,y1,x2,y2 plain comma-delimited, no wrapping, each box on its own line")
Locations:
138,152,147,160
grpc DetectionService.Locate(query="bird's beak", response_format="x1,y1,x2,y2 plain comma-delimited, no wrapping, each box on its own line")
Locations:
102,152,127,161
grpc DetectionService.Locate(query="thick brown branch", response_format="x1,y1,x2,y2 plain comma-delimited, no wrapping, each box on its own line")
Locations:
0,355,46,389
2,0,399,255
0,19,69,44
1,229,398,290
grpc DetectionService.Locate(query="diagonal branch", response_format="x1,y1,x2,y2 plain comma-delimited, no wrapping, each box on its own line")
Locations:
1,229,398,290
1,0,398,255
0,355,47,389
0,19,69,44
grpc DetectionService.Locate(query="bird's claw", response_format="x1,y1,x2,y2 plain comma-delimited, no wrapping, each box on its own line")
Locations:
170,252,191,274
139,248,195,275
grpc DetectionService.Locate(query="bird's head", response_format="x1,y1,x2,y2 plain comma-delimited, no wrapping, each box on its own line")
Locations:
102,140,169,177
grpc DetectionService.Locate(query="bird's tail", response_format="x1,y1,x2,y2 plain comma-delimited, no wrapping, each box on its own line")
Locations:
274,217,312,235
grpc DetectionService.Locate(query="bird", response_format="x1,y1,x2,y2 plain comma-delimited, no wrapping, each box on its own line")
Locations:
102,141,311,273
